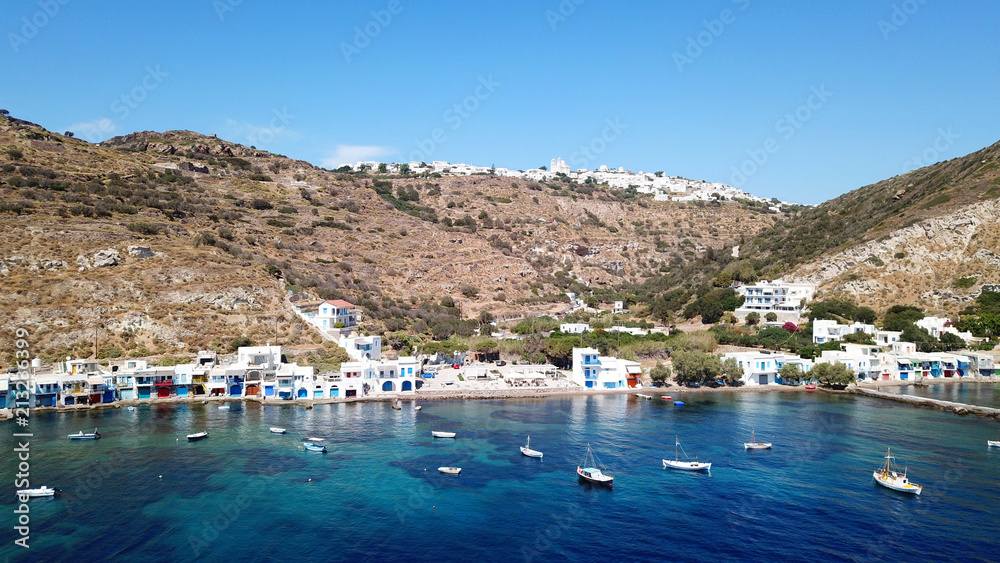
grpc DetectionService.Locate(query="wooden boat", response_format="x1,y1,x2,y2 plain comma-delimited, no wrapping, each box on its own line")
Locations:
744,429,773,450
432,431,457,438
303,442,327,453
577,443,614,487
438,466,462,475
186,431,209,441
805,385,817,390
17,486,56,498
520,436,543,458
673,401,685,407
269,427,287,434
662,396,672,400
873,447,922,495
68,428,100,440
306,437,325,442
637,393,653,400
663,437,711,471
391,399,402,410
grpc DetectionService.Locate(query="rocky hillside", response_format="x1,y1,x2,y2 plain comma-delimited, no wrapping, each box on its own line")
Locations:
748,140,1000,313
0,113,781,361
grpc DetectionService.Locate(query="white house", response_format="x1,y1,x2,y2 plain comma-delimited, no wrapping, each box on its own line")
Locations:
812,320,877,344
560,323,590,334
734,280,816,323
723,351,812,386
571,347,637,389
316,300,361,329
915,316,975,343
341,334,382,361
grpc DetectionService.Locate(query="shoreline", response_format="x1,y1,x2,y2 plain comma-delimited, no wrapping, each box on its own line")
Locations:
3,376,996,418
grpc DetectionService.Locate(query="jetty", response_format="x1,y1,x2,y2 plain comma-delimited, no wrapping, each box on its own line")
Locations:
850,386,1000,419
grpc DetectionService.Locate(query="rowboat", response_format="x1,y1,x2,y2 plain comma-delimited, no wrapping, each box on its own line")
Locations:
438,466,461,475
17,486,57,498
269,427,287,434
68,428,100,440
218,404,230,410
673,401,685,407
989,440,1000,448
520,436,543,458
304,442,327,453
414,406,422,411
637,393,653,400
744,429,772,450
873,447,922,495
186,431,209,441
432,431,456,438
662,396,672,400
306,437,325,442
805,385,817,390
663,437,711,471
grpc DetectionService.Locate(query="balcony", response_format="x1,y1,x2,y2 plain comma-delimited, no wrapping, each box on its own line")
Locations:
155,380,174,387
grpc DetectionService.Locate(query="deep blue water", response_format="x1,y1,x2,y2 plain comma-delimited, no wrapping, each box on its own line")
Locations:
2,393,1000,562
891,381,1000,409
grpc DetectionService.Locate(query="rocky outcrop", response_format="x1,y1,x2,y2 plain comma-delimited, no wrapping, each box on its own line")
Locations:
128,246,153,258
92,249,120,268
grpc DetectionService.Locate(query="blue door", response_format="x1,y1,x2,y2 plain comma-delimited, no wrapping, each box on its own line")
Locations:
402,381,412,391
297,388,308,398
229,384,242,396
331,387,339,397
382,381,394,392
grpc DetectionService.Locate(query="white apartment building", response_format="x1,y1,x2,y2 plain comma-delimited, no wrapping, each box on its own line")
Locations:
915,316,975,343
735,280,816,323
723,351,812,386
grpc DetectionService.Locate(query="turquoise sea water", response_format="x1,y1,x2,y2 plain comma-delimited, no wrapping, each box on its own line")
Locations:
3,392,1000,562
891,381,1000,409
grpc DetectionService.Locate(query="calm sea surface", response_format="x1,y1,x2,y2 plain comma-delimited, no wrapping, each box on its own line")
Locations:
890,381,1000,409
2,392,999,562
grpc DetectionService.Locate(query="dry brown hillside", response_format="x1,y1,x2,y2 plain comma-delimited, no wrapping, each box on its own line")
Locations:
0,115,779,360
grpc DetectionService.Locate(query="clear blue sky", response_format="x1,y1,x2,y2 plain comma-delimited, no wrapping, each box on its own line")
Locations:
2,0,998,204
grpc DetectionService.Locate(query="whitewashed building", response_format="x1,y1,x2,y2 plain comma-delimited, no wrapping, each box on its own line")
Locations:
734,280,816,323
571,347,640,389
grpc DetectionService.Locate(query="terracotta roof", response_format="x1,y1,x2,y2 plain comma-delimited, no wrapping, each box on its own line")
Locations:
324,299,356,308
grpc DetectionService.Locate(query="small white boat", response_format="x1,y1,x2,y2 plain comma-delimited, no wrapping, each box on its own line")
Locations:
414,406,422,411
432,431,456,438
520,435,543,458
218,404,230,410
663,437,711,472
989,440,1000,448
637,393,653,400
269,427,287,434
17,486,57,498
186,431,209,441
873,447,922,495
127,406,135,412
68,429,100,440
438,466,461,475
303,442,327,453
306,437,325,442
577,443,613,487
744,429,772,450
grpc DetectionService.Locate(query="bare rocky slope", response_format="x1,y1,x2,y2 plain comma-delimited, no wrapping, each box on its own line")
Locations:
0,114,778,361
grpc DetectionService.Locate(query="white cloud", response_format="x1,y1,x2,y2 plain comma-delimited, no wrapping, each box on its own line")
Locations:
320,145,394,168
64,117,118,143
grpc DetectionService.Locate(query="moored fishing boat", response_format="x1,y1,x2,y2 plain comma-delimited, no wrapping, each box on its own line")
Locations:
17,486,57,498
577,443,613,487
520,436,543,458
663,437,711,471
873,448,922,495
438,466,461,475
432,431,456,438
68,428,100,440
304,442,327,453
186,431,209,441
269,427,287,434
744,429,772,450
989,440,1000,448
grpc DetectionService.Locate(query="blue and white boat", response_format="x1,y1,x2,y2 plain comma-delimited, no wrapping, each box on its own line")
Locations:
68,428,100,440
577,443,613,487
304,442,327,453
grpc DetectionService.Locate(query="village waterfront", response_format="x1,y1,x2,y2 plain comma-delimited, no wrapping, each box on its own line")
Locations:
4,388,1000,562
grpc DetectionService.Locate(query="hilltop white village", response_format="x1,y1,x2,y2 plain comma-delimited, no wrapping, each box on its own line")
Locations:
342,157,797,209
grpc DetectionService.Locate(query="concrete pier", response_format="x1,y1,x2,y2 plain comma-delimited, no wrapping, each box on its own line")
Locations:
850,386,1000,419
